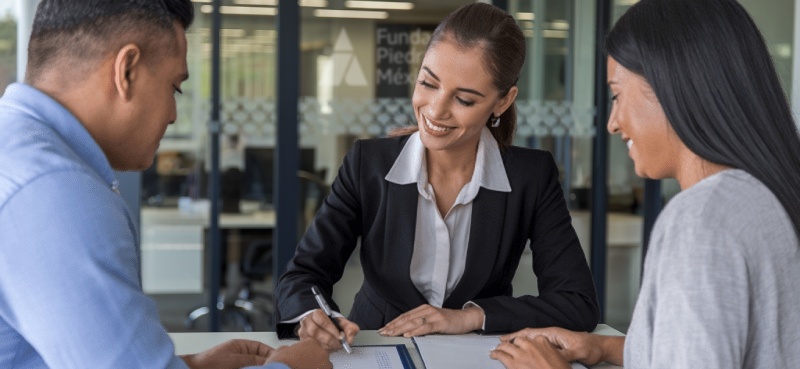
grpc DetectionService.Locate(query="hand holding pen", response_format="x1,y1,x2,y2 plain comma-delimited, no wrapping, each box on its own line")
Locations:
297,286,360,353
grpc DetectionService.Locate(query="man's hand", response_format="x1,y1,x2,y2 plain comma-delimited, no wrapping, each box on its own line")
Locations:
378,304,483,338
490,335,572,369
267,338,332,369
297,309,360,351
180,339,272,369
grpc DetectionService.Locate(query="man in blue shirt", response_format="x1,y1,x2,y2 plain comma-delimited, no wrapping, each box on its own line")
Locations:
0,1,331,368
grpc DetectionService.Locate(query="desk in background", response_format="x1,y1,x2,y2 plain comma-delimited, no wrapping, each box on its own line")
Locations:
140,204,275,294
169,325,624,368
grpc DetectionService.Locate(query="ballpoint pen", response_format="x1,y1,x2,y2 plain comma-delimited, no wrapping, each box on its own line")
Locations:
311,286,353,354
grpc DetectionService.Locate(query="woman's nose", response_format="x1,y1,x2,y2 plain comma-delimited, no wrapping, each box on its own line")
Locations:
607,109,620,134
427,93,449,120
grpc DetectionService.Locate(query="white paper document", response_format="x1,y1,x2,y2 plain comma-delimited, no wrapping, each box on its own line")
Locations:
330,344,415,369
413,334,587,369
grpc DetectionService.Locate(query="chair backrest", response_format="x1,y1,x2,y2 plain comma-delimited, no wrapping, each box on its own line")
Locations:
241,170,330,278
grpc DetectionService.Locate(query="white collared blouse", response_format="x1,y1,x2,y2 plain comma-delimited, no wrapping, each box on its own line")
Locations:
385,127,512,307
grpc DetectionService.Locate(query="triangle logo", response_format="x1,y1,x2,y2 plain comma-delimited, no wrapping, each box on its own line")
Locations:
332,28,367,86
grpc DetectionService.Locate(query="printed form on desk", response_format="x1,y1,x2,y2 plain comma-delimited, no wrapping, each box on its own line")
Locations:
413,335,588,369
330,345,416,369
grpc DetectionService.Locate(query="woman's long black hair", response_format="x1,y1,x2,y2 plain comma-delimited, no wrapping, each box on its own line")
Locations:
606,0,800,239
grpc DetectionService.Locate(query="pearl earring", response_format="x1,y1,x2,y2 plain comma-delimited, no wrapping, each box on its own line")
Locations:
491,115,501,128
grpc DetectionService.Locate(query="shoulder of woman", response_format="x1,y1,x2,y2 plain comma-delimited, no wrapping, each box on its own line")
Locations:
655,170,794,250
501,145,554,165
353,134,411,154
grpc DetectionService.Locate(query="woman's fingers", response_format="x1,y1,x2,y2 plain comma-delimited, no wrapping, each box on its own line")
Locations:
379,304,481,337
379,305,434,336
298,309,346,350
338,317,361,345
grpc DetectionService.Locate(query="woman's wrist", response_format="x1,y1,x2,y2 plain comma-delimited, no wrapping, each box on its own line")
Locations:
594,335,625,366
463,305,485,332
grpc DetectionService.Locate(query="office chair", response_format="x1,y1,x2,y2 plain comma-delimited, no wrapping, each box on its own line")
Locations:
185,170,330,331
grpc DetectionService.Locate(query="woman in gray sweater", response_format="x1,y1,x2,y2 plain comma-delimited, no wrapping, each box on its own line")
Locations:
490,0,800,368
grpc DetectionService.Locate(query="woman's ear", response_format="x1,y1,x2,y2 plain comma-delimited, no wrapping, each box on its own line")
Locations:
113,44,142,101
494,85,519,117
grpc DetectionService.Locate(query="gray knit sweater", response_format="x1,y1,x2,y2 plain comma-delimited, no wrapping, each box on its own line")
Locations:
624,169,800,368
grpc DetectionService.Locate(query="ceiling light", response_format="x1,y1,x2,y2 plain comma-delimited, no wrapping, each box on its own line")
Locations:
344,1,414,10
547,20,570,30
300,0,329,7
516,12,535,21
314,9,388,19
200,5,277,15
234,0,277,5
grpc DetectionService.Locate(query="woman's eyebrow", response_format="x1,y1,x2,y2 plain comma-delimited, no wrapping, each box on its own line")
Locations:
422,66,486,97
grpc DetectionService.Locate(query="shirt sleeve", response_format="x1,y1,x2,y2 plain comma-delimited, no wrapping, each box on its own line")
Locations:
0,170,187,368
273,141,363,338
646,224,749,368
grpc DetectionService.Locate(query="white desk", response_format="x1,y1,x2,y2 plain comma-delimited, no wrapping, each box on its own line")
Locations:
141,206,276,229
169,325,624,368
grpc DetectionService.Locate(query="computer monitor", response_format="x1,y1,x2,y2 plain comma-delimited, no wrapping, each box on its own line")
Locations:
241,147,316,205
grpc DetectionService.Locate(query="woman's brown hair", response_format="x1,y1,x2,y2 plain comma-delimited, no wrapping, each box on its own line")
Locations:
392,2,526,147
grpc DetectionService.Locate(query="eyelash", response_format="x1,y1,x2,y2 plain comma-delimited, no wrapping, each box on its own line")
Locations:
174,85,183,95
610,94,618,102
456,97,474,107
418,80,475,107
418,80,435,89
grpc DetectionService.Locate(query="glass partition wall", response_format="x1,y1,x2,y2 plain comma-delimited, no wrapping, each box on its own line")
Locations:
2,0,794,336
129,0,795,333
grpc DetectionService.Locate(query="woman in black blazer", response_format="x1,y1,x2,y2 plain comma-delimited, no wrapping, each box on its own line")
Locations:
274,2,599,349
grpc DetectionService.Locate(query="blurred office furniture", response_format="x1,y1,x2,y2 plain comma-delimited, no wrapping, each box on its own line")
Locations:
221,168,242,214
142,151,199,207
140,205,275,297
185,170,330,331
569,211,642,331
241,147,317,206
142,224,205,294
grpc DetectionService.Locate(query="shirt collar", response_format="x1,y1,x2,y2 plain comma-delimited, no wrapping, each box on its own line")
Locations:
385,127,511,193
1,83,117,188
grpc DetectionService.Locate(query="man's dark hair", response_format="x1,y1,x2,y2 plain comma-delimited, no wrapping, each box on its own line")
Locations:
606,0,800,238
26,0,194,83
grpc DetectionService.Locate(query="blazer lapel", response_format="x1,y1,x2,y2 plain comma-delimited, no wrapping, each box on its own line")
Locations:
383,182,427,307
444,188,507,307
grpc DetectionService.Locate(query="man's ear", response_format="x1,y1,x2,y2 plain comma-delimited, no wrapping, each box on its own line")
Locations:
493,85,519,117
113,44,142,101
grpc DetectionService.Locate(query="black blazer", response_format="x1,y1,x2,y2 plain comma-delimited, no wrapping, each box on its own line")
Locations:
275,135,599,338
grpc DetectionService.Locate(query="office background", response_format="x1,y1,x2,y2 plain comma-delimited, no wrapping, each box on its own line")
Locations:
1,0,797,333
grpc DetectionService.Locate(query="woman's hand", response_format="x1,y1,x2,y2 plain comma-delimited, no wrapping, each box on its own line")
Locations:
500,327,607,365
297,309,360,351
378,304,484,337
490,335,572,369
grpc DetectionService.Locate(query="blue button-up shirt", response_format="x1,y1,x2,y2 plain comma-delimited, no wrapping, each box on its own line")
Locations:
0,83,288,369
